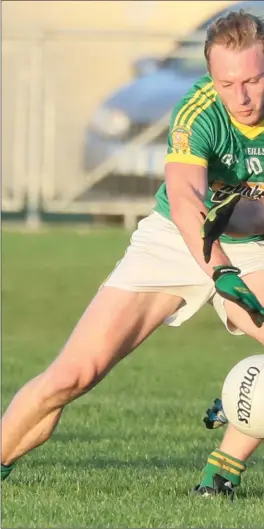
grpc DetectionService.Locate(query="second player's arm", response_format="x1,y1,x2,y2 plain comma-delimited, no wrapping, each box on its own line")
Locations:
166,162,231,278
226,197,264,235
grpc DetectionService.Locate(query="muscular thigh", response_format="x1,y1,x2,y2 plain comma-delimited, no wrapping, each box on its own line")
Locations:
224,270,264,345
55,286,183,373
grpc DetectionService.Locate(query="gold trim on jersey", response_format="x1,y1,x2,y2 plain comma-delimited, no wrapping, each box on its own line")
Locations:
177,88,216,129
174,80,214,128
186,90,217,129
165,152,208,167
229,115,264,139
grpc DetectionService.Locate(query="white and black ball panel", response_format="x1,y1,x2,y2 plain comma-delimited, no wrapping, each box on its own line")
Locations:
222,355,264,439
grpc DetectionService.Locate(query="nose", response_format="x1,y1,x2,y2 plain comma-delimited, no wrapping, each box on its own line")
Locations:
235,84,250,106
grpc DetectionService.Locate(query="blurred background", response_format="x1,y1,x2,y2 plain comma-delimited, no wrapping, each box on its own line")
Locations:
4,5,264,526
3,0,263,229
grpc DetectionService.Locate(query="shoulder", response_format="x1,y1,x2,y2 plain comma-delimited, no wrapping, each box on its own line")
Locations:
170,74,225,132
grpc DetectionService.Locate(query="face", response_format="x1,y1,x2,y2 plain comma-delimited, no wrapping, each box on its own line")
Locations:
209,43,264,125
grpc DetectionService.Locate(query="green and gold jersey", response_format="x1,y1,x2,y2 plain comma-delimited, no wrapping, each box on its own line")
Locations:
154,73,264,243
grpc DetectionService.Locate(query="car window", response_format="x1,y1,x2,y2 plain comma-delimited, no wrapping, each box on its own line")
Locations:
198,1,264,30
159,46,206,74
158,0,264,74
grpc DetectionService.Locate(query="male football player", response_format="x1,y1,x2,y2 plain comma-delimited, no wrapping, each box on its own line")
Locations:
1,10,264,499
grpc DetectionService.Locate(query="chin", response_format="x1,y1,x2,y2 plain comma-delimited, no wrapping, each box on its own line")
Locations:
234,113,261,126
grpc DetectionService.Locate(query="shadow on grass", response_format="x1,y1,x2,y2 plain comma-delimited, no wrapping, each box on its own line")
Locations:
51,432,108,443
51,429,211,445
8,454,264,500
35,455,189,470
22,451,212,477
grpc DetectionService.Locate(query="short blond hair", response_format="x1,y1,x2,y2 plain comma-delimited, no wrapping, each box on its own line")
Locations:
204,10,264,65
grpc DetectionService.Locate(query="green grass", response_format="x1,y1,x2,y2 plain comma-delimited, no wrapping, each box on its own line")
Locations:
2,226,264,528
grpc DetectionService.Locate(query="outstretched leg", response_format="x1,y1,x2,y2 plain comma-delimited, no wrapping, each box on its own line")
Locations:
1,286,182,474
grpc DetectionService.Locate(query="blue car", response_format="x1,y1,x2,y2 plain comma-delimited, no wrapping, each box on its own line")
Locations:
83,0,264,197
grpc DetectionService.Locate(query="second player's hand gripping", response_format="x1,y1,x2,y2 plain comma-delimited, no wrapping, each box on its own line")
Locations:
203,398,228,430
199,193,264,327
166,164,264,327
213,265,264,328
200,193,241,264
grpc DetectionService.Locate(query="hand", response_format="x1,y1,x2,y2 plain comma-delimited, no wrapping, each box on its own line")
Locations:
201,194,241,263
203,398,228,429
213,265,264,327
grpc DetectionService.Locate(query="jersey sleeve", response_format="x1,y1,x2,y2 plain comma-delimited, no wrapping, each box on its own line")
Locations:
166,89,216,168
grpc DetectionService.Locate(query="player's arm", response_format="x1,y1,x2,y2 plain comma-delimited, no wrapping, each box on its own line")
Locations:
166,162,231,278
166,162,264,326
164,94,225,273
164,98,264,326
200,192,264,257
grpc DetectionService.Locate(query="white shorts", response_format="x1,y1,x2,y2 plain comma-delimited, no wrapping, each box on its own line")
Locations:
102,211,264,335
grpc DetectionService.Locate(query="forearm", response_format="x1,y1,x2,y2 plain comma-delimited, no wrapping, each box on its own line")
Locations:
171,196,231,278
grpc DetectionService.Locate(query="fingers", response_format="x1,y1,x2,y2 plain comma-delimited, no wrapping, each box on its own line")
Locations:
221,194,241,215
233,299,264,328
203,237,213,263
200,195,242,263
248,311,264,328
215,285,264,328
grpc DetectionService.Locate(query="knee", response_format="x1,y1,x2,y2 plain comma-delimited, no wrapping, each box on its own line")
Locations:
39,357,100,408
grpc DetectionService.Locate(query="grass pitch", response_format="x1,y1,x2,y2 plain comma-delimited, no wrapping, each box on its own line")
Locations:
2,227,264,528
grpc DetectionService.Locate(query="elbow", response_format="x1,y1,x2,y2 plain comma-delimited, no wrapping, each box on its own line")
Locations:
170,199,189,229
169,193,206,232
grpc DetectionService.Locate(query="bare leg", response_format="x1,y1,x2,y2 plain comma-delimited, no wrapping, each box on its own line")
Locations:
1,287,182,465
194,271,264,495
220,425,261,460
